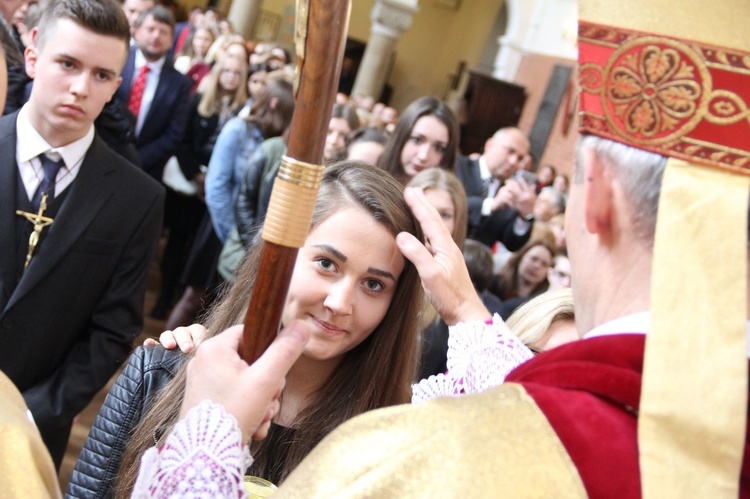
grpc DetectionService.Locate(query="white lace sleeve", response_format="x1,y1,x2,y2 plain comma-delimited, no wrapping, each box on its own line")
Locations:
131,400,253,498
412,314,534,403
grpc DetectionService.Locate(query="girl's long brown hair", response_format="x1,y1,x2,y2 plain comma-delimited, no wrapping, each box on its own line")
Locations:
378,96,459,185
114,161,423,496
244,77,295,139
494,240,554,301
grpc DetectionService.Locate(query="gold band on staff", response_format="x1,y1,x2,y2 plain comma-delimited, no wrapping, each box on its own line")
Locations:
262,155,325,248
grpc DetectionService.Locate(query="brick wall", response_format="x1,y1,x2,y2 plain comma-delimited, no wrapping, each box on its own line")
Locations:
514,53,579,179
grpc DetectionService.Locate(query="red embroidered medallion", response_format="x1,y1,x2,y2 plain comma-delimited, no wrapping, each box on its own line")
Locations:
578,21,750,175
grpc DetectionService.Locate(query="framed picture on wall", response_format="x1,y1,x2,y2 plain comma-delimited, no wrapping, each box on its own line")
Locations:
253,9,281,41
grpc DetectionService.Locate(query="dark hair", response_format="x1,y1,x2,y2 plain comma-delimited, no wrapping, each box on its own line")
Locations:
463,239,495,292
493,240,554,300
36,0,129,51
114,161,423,494
134,4,174,31
248,61,272,77
346,126,388,148
245,78,295,139
331,102,360,132
378,96,459,184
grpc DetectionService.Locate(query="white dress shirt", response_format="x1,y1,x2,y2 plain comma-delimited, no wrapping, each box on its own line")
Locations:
16,104,93,201
132,50,165,136
584,311,750,358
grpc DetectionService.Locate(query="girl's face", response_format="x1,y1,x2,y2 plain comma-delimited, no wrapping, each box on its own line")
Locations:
518,245,552,287
400,115,449,179
247,70,267,99
324,117,352,162
282,207,405,367
218,57,243,93
538,166,555,184
553,174,569,193
192,29,213,58
225,43,248,64
346,140,384,166
423,187,456,239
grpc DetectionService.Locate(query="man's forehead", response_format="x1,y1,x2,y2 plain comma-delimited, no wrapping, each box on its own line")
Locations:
41,18,128,66
494,129,526,147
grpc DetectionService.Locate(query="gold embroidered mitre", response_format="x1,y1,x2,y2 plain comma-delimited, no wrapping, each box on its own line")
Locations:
578,1,750,496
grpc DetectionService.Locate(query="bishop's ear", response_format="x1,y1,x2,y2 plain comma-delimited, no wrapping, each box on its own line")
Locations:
580,144,613,235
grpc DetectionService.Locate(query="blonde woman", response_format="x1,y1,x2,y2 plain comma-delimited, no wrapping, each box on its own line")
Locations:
413,288,578,402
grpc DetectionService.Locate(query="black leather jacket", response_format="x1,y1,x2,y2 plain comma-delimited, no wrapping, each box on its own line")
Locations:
66,346,184,498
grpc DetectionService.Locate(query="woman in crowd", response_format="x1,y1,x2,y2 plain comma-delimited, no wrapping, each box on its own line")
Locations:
173,26,216,75
152,55,248,320
160,78,294,327
536,164,557,191
506,288,577,353
378,96,459,185
490,240,554,313
218,105,362,281
406,169,468,379
412,287,578,403
238,61,271,117
68,162,425,497
344,126,389,166
324,102,359,163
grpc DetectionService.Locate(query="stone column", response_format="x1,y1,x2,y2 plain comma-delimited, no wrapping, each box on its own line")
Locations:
351,0,418,101
227,0,263,41
492,0,533,81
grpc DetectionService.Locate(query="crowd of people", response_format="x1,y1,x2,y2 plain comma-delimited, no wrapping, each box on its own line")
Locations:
2,0,745,496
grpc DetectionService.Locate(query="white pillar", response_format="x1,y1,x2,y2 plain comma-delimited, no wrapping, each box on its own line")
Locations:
351,0,418,100
492,0,533,81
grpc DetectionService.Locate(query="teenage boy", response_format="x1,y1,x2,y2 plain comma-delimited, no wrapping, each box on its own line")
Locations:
0,0,163,468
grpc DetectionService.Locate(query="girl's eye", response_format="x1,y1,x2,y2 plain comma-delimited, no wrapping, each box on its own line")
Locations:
409,135,423,144
316,258,335,271
364,279,385,293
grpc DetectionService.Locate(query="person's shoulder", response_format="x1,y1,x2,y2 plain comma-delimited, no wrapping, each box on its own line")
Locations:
163,62,192,88
91,137,164,195
0,111,17,138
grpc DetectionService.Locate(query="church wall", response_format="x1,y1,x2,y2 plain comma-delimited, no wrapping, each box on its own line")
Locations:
242,0,501,111
514,52,577,178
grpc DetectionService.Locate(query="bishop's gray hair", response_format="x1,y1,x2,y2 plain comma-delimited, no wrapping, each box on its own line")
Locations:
575,135,667,244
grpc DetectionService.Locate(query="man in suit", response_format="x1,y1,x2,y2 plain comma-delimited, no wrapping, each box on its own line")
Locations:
116,5,190,181
0,0,163,468
455,127,537,251
120,0,153,41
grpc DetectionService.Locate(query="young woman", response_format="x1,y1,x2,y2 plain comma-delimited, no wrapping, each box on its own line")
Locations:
491,240,554,303
152,55,248,319
68,163,425,497
173,26,216,75
159,78,294,327
218,105,362,282
324,102,359,163
344,126,389,166
378,96,459,185
406,169,469,379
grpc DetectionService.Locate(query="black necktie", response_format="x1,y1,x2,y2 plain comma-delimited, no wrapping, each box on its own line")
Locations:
31,154,65,212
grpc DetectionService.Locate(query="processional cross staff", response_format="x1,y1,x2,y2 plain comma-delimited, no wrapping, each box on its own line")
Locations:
241,0,352,362
15,193,54,270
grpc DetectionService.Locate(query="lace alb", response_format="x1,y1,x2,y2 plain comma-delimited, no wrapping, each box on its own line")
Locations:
132,400,252,498
412,314,534,403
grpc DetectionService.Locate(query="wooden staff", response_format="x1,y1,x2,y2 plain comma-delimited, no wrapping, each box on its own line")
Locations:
241,0,351,363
